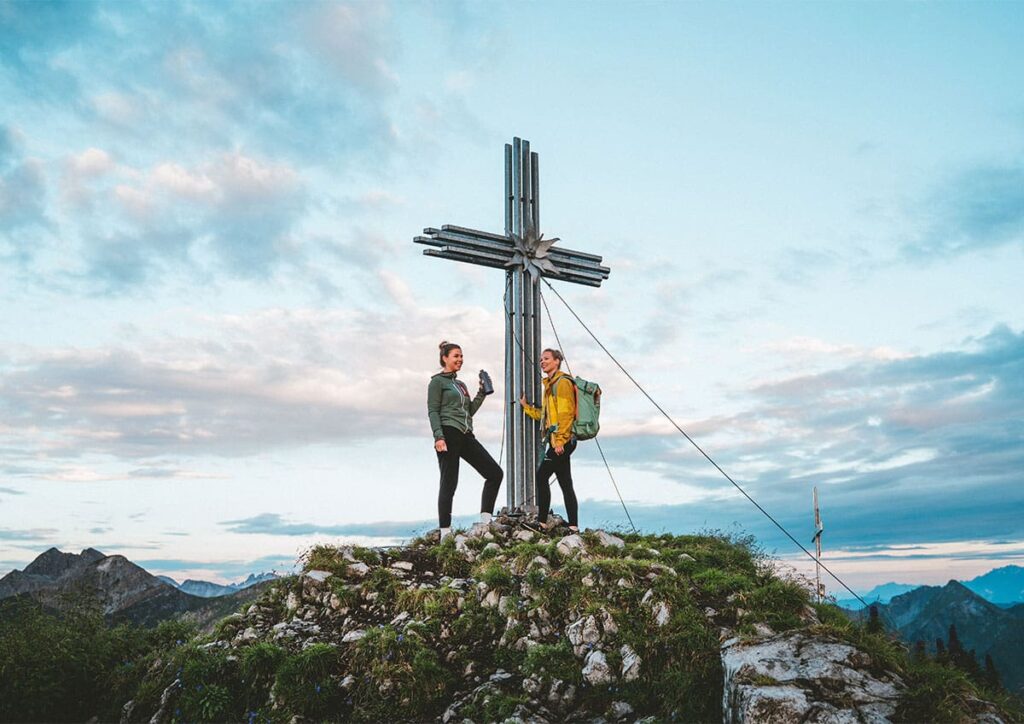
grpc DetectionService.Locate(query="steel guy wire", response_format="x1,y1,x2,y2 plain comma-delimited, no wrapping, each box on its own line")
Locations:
540,278,869,608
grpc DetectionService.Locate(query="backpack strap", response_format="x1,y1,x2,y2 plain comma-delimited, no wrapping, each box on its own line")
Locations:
551,374,578,420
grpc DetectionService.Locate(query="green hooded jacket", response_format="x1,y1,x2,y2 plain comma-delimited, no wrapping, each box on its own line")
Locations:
427,371,486,441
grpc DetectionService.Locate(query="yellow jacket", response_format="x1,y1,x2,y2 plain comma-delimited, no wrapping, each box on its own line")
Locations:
523,370,576,447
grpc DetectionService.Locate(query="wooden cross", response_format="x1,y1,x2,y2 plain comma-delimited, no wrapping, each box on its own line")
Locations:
413,137,611,512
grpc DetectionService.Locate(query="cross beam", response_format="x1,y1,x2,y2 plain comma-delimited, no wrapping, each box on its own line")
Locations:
413,138,611,513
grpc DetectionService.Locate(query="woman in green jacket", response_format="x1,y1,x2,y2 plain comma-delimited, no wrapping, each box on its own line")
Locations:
427,341,503,540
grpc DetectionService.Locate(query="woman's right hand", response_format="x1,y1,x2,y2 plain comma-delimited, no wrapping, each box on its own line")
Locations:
435,438,447,453
519,395,528,407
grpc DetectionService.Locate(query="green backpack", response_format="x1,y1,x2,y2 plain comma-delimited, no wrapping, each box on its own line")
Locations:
554,375,602,441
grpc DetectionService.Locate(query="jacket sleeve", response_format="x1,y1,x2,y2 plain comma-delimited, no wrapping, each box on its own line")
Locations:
551,378,576,447
469,385,486,416
522,401,542,421
427,378,445,441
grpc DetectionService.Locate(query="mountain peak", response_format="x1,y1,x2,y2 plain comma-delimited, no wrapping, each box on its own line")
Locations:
23,547,85,578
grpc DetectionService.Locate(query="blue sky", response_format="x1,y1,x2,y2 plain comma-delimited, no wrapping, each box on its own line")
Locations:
1,1,1022,593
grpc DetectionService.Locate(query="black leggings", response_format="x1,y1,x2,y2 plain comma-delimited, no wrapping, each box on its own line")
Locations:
537,436,578,527
437,426,503,528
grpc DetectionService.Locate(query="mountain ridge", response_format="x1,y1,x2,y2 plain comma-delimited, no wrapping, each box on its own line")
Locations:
0,547,268,628
875,579,1024,695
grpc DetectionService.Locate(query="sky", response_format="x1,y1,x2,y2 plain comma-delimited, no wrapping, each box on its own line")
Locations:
1,1,1022,594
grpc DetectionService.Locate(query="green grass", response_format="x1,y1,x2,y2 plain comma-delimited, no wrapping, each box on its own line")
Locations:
344,625,452,720
273,643,343,719
424,537,472,578
394,585,461,618
475,560,515,591
523,641,582,684
457,689,527,722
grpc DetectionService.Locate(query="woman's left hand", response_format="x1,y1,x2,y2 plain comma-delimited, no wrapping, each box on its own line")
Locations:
554,444,564,455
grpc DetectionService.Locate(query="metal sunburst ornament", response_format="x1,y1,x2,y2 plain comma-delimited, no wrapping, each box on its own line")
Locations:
506,213,560,281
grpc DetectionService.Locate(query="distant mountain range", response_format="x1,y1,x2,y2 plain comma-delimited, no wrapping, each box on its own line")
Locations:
0,547,276,629
837,565,1024,609
157,571,278,598
855,580,1024,696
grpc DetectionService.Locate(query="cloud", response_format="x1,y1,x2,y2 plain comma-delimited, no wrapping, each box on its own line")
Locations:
302,2,398,93
0,126,48,234
0,487,24,495
222,512,438,538
0,527,59,541
574,324,1024,553
220,512,484,540
906,159,1024,258
67,150,308,289
0,303,504,461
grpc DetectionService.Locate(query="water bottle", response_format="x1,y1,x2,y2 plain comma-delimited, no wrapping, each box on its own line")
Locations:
479,369,494,396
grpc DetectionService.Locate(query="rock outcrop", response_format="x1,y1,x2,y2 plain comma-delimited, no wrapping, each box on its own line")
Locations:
118,511,985,723
722,631,904,723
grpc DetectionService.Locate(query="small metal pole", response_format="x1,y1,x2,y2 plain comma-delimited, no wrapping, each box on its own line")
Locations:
512,138,526,511
813,487,824,603
504,146,515,510
521,140,536,510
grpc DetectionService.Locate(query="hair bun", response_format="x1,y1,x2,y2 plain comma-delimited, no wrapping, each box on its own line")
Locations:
438,340,449,350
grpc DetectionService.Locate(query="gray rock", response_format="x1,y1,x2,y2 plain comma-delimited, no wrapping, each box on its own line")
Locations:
620,644,642,682
304,569,333,583
600,610,618,635
609,700,634,720
582,649,613,685
752,622,774,637
390,560,414,572
347,561,371,578
652,601,671,626
148,678,181,724
342,629,367,643
466,522,495,540
722,631,904,724
556,534,585,557
582,615,601,645
285,591,300,612
595,530,625,548
514,529,535,542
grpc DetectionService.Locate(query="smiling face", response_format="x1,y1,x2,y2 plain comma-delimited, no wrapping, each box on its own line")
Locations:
539,350,560,375
443,346,464,373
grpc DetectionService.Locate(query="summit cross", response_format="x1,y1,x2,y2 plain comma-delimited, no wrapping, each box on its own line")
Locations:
413,137,611,513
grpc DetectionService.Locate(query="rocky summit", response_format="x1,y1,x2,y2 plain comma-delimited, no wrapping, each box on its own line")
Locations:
119,513,1010,723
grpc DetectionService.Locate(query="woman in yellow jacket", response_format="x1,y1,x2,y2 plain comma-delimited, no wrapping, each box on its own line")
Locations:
519,348,579,532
